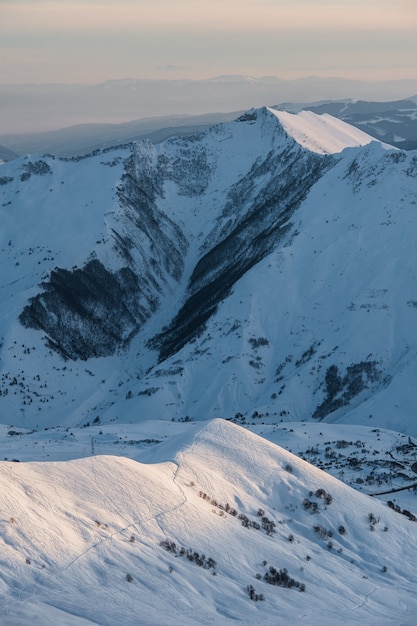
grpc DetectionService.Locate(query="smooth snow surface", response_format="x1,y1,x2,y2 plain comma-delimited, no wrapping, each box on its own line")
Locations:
269,108,382,153
1,420,416,625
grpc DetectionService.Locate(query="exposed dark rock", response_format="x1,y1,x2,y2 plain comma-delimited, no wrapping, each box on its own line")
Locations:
151,148,332,362
19,145,188,360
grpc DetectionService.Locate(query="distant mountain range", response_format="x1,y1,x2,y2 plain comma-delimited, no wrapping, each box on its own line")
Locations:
1,74,417,134
1,96,416,160
0,144,19,162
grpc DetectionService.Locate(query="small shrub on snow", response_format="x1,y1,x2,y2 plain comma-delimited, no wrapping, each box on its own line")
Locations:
247,585,264,601
368,512,380,529
313,525,333,540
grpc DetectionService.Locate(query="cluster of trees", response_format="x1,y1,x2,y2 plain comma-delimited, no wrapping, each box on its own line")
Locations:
303,488,333,513
263,566,305,592
160,539,217,572
313,361,381,420
20,160,52,181
387,501,416,522
197,491,277,536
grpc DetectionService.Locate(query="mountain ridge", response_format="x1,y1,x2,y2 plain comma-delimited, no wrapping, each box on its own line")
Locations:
1,108,417,438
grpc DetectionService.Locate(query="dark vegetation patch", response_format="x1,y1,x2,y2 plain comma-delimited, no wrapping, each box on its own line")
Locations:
312,361,382,420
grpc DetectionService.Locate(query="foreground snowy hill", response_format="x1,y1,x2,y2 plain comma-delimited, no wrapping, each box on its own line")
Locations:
1,419,416,625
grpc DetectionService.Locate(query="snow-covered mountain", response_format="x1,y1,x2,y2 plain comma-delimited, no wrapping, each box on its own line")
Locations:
277,98,417,151
1,419,416,626
1,106,417,436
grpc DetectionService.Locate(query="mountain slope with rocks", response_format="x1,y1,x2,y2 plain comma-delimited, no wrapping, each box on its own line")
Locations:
0,108,417,437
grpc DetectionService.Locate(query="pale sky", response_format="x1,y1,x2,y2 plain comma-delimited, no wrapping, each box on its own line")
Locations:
1,0,416,83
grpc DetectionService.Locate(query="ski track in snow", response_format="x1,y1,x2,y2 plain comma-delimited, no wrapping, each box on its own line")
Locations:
5,455,189,620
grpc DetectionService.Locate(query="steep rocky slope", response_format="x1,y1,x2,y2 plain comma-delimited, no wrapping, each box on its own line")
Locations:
1,108,417,434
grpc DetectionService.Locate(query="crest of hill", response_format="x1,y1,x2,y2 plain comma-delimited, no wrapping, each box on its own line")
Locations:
268,108,388,154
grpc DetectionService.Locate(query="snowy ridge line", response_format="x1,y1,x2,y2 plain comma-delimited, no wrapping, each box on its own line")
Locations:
268,108,385,154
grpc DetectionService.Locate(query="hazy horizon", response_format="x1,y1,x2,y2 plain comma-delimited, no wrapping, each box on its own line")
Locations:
1,1,416,135
2,73,417,87
1,75,417,136
1,0,416,85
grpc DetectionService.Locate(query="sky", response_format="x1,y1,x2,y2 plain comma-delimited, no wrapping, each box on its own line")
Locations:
1,0,417,84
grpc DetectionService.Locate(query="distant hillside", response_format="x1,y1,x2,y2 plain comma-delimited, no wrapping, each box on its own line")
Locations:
0,144,19,162
284,97,417,151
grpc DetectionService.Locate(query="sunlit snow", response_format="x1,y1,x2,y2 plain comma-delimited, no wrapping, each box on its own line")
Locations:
269,109,383,154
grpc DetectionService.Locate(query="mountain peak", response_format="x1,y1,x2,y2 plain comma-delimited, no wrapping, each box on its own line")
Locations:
267,108,386,154
1,104,417,435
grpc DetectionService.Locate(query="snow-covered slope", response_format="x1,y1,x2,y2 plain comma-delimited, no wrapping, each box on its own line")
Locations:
292,98,417,151
1,419,416,625
1,107,417,437
269,109,378,154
